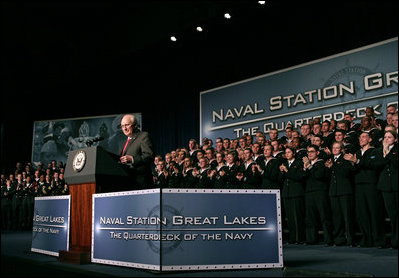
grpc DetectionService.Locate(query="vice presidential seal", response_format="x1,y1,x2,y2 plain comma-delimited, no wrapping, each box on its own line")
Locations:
72,151,86,172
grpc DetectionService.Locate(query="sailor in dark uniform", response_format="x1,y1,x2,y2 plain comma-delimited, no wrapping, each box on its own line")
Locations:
279,147,306,244
303,145,333,245
344,131,386,248
256,145,280,189
375,131,398,249
167,161,182,188
224,151,240,189
292,137,307,160
196,157,214,189
326,141,356,246
1,179,14,230
236,148,260,189
205,148,218,170
181,157,197,188
214,152,229,188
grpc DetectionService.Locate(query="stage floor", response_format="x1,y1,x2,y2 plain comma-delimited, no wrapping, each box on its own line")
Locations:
1,231,397,277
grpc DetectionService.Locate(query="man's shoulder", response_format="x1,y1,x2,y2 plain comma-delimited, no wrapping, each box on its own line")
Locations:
135,131,150,139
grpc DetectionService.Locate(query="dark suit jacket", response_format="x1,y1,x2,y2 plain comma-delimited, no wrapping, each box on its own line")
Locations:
259,158,280,189
198,168,214,189
224,164,240,189
280,159,306,198
182,168,197,188
214,165,229,188
353,147,380,186
119,131,154,189
376,144,398,192
238,162,261,189
304,159,328,193
327,155,355,196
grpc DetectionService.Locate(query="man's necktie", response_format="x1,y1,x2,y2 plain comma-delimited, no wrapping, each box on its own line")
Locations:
122,137,131,155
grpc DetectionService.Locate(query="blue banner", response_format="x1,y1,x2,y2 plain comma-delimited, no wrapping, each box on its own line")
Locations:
31,196,70,256
160,189,282,271
200,38,398,142
92,189,161,271
91,189,282,271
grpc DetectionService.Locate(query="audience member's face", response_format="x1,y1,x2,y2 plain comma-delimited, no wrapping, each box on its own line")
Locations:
243,149,252,162
269,130,278,140
384,132,396,146
361,117,371,128
387,106,397,114
285,149,294,160
226,154,234,164
337,123,346,130
322,122,330,132
301,125,310,136
307,147,318,161
332,143,342,156
335,132,344,142
263,145,273,158
359,133,371,147
393,115,398,128
312,137,322,146
216,153,224,163
344,115,353,122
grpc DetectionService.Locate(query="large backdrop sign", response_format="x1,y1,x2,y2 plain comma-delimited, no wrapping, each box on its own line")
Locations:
31,113,141,167
200,38,398,142
92,189,282,271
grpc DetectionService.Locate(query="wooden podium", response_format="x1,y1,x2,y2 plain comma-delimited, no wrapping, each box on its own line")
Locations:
60,146,131,264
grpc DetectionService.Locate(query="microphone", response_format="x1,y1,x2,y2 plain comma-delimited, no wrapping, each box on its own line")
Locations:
92,136,105,142
86,136,105,146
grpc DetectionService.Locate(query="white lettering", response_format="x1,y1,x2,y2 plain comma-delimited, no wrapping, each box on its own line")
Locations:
386,71,398,87
364,73,383,91
323,86,337,100
270,96,282,111
225,109,235,120
339,82,354,96
293,93,307,107
212,109,224,123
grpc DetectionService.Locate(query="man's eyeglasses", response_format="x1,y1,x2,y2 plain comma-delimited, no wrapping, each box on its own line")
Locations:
121,124,132,128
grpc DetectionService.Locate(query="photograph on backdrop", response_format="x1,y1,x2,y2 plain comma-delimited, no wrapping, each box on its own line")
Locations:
31,113,142,166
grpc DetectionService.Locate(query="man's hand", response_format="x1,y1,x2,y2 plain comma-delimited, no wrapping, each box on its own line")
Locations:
120,155,133,164
303,157,311,169
344,153,357,163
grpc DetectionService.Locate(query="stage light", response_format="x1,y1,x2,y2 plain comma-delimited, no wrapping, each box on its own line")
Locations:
196,26,203,32
258,1,266,5
170,36,177,42
224,13,231,19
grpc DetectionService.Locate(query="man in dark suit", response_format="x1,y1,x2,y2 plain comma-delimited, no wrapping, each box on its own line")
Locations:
119,114,154,189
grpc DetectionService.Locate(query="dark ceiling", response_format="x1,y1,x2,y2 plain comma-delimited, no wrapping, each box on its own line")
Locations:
2,1,398,113
1,1,398,168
